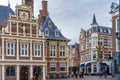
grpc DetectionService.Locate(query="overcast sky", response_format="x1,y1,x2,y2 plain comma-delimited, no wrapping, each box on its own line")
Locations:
0,0,117,44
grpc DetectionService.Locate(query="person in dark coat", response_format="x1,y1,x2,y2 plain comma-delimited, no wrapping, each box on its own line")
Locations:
81,71,84,78
104,70,107,78
75,71,78,78
99,68,102,78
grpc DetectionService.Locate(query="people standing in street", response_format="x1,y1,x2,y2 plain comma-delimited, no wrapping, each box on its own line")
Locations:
99,68,102,78
71,71,74,78
79,71,81,78
104,70,107,78
81,71,84,78
102,69,105,77
75,70,78,78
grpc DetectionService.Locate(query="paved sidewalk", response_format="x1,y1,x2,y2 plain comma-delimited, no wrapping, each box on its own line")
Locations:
67,75,117,80
47,75,117,80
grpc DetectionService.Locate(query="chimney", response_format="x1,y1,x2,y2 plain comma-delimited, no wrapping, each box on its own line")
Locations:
40,10,43,17
42,0,48,17
38,10,43,23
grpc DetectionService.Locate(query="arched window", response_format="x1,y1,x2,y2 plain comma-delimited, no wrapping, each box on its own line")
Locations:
6,66,15,76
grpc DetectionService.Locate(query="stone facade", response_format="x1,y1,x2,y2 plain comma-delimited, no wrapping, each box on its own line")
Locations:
38,1,70,78
79,15,112,75
0,0,69,80
0,0,46,80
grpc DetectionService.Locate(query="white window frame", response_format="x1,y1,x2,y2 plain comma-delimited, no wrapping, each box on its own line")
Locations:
116,18,120,52
50,45,56,57
60,46,65,57
81,56,84,61
100,28,102,32
108,29,111,33
34,44,41,57
6,42,15,56
60,63,66,71
55,30,59,37
103,29,106,33
92,50,96,59
108,39,112,48
45,29,49,36
50,63,56,71
92,37,97,47
116,39,120,52
20,43,28,56
81,44,83,50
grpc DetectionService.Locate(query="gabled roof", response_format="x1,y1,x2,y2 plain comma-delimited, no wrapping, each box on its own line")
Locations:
41,16,70,41
0,5,15,22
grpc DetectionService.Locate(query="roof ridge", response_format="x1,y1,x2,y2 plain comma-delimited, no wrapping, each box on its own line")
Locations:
0,5,8,7
98,25,112,28
42,15,50,27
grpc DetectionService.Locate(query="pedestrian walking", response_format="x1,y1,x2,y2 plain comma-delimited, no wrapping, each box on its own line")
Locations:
71,71,74,78
81,71,84,78
79,71,81,78
99,68,102,78
102,69,107,78
104,70,107,78
75,70,78,78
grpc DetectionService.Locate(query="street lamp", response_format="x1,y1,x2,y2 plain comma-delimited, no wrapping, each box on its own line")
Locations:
110,0,120,80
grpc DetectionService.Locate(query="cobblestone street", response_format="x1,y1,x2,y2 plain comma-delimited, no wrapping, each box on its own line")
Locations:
47,75,117,80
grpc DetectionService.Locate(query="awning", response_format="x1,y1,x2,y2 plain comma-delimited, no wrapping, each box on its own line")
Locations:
99,63,108,66
79,63,84,67
85,62,91,67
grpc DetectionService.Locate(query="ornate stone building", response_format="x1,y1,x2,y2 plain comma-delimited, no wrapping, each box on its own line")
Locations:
38,1,70,79
0,0,46,80
79,14,112,74
0,0,70,80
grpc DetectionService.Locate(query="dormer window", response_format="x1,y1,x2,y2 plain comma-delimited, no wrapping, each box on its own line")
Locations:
100,28,102,32
48,20,52,27
45,29,49,36
108,29,112,33
103,29,107,33
55,30,59,37
89,30,91,34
